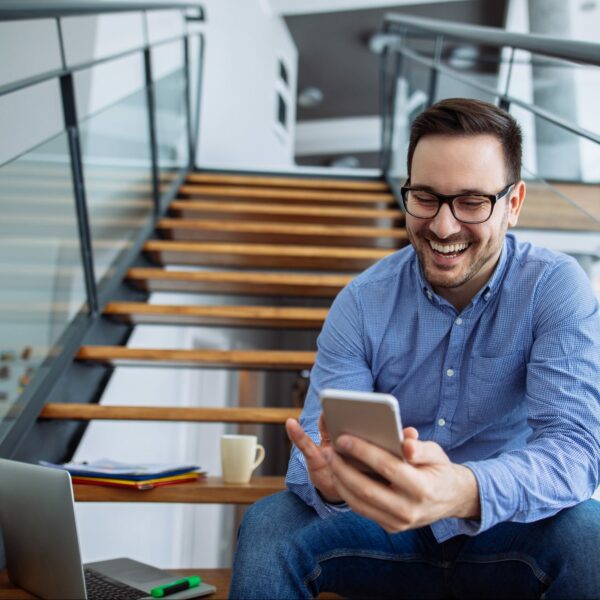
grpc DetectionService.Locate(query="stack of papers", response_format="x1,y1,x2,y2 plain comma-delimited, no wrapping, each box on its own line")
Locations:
40,459,205,490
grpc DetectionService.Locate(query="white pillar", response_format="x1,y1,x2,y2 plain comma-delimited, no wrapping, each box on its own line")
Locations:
528,0,581,180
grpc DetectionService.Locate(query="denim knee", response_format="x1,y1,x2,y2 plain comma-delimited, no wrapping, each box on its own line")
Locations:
238,491,313,544
541,500,600,564
532,499,600,597
231,491,321,598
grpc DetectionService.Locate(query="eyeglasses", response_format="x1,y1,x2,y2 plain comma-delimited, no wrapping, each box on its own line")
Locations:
400,182,515,224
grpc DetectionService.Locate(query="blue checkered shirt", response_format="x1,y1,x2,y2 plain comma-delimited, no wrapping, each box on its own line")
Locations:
286,233,600,542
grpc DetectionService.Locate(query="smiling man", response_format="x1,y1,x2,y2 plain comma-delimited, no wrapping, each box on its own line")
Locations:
229,99,600,599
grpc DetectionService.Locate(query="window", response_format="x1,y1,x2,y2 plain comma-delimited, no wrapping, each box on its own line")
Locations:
278,60,288,86
277,93,287,129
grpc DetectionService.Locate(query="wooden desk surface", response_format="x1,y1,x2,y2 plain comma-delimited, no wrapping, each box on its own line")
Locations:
0,569,231,599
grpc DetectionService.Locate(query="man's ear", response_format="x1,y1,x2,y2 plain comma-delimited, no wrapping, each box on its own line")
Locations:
507,180,526,228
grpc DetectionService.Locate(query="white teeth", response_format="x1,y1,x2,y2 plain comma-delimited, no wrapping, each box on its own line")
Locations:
429,241,469,254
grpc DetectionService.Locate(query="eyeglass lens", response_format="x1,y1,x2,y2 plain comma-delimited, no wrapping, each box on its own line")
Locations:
405,190,493,223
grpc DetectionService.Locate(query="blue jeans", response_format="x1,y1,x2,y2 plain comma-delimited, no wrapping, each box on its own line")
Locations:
230,491,600,599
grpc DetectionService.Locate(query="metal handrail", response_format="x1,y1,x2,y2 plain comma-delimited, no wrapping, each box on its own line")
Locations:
395,43,600,146
383,13,600,67
0,1,205,462
379,12,600,176
0,1,204,20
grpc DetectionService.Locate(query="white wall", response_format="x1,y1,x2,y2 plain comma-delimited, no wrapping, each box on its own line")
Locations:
568,0,600,181
194,0,298,170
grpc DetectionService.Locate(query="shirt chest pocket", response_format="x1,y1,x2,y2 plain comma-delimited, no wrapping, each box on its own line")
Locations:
467,352,526,423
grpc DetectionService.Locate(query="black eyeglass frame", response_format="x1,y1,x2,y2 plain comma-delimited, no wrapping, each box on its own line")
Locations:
400,182,516,224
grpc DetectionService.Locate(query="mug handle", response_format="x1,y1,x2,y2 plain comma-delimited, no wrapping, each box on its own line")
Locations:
252,444,266,472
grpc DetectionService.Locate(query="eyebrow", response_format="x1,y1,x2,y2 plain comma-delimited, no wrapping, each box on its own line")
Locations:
411,184,488,195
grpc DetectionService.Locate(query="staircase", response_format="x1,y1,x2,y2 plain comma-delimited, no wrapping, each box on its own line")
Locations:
36,171,404,542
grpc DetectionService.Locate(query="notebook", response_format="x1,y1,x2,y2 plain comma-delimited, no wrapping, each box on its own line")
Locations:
0,458,216,599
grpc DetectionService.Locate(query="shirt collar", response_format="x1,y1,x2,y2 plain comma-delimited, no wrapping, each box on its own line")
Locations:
414,236,510,307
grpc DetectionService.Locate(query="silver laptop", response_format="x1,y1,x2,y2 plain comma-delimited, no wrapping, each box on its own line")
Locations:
0,458,216,599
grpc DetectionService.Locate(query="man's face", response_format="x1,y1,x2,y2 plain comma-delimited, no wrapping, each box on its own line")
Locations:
406,134,524,307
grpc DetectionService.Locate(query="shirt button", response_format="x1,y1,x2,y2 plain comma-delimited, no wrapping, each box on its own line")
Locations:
455,318,463,325
484,292,491,301
426,291,432,300
446,368,454,377
437,418,446,427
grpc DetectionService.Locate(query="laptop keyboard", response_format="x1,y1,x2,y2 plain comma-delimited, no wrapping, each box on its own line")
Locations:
84,567,148,600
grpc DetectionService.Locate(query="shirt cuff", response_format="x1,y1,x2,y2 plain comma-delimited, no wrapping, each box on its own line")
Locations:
462,459,512,534
287,477,350,519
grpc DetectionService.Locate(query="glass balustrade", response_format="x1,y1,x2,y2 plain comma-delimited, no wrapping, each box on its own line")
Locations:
0,132,87,444
380,20,600,302
78,86,154,286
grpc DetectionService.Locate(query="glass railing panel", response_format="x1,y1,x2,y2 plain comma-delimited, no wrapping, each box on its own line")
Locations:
153,40,188,199
386,55,432,188
0,132,87,438
518,168,600,233
187,34,203,164
514,170,600,302
78,87,154,286
517,109,600,184
506,50,600,138
155,66,188,197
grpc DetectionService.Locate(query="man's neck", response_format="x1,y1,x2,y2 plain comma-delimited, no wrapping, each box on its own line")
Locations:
433,251,503,312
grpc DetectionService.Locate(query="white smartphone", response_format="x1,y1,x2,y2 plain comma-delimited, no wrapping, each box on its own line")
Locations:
319,388,404,474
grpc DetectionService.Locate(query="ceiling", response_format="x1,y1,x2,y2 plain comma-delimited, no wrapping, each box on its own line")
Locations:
282,0,508,168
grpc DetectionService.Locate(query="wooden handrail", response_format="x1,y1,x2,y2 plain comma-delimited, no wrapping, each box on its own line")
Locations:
40,404,301,423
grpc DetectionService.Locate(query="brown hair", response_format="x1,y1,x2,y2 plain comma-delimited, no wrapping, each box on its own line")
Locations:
407,98,522,183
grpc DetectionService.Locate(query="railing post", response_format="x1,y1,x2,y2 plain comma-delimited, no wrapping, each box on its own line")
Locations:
379,45,392,174
380,29,404,175
426,34,444,107
183,36,194,171
499,46,515,111
59,73,99,316
143,47,161,216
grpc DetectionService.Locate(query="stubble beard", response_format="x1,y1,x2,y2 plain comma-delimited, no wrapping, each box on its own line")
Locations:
407,212,508,292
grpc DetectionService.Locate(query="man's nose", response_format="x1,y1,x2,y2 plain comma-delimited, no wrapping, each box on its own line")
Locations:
428,203,462,239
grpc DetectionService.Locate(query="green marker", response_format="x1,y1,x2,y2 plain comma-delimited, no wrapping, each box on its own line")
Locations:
150,575,201,598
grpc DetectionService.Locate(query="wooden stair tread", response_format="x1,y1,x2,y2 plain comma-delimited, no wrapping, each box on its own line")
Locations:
157,218,407,239
126,268,352,297
76,346,316,369
73,475,285,503
40,403,301,423
104,302,328,327
170,199,403,223
187,171,389,192
156,219,407,247
144,240,393,257
143,240,395,270
178,184,395,205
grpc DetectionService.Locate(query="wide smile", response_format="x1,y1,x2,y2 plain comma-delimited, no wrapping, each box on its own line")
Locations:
427,240,471,264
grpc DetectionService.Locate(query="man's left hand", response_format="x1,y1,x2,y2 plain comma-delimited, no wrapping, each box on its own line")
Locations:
323,433,480,533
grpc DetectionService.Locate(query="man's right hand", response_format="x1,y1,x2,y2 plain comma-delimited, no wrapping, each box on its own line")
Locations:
285,416,343,504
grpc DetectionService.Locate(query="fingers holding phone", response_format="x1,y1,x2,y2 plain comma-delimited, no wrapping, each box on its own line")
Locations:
285,418,342,503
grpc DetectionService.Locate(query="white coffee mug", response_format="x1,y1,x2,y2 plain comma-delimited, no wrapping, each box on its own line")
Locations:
220,434,266,484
